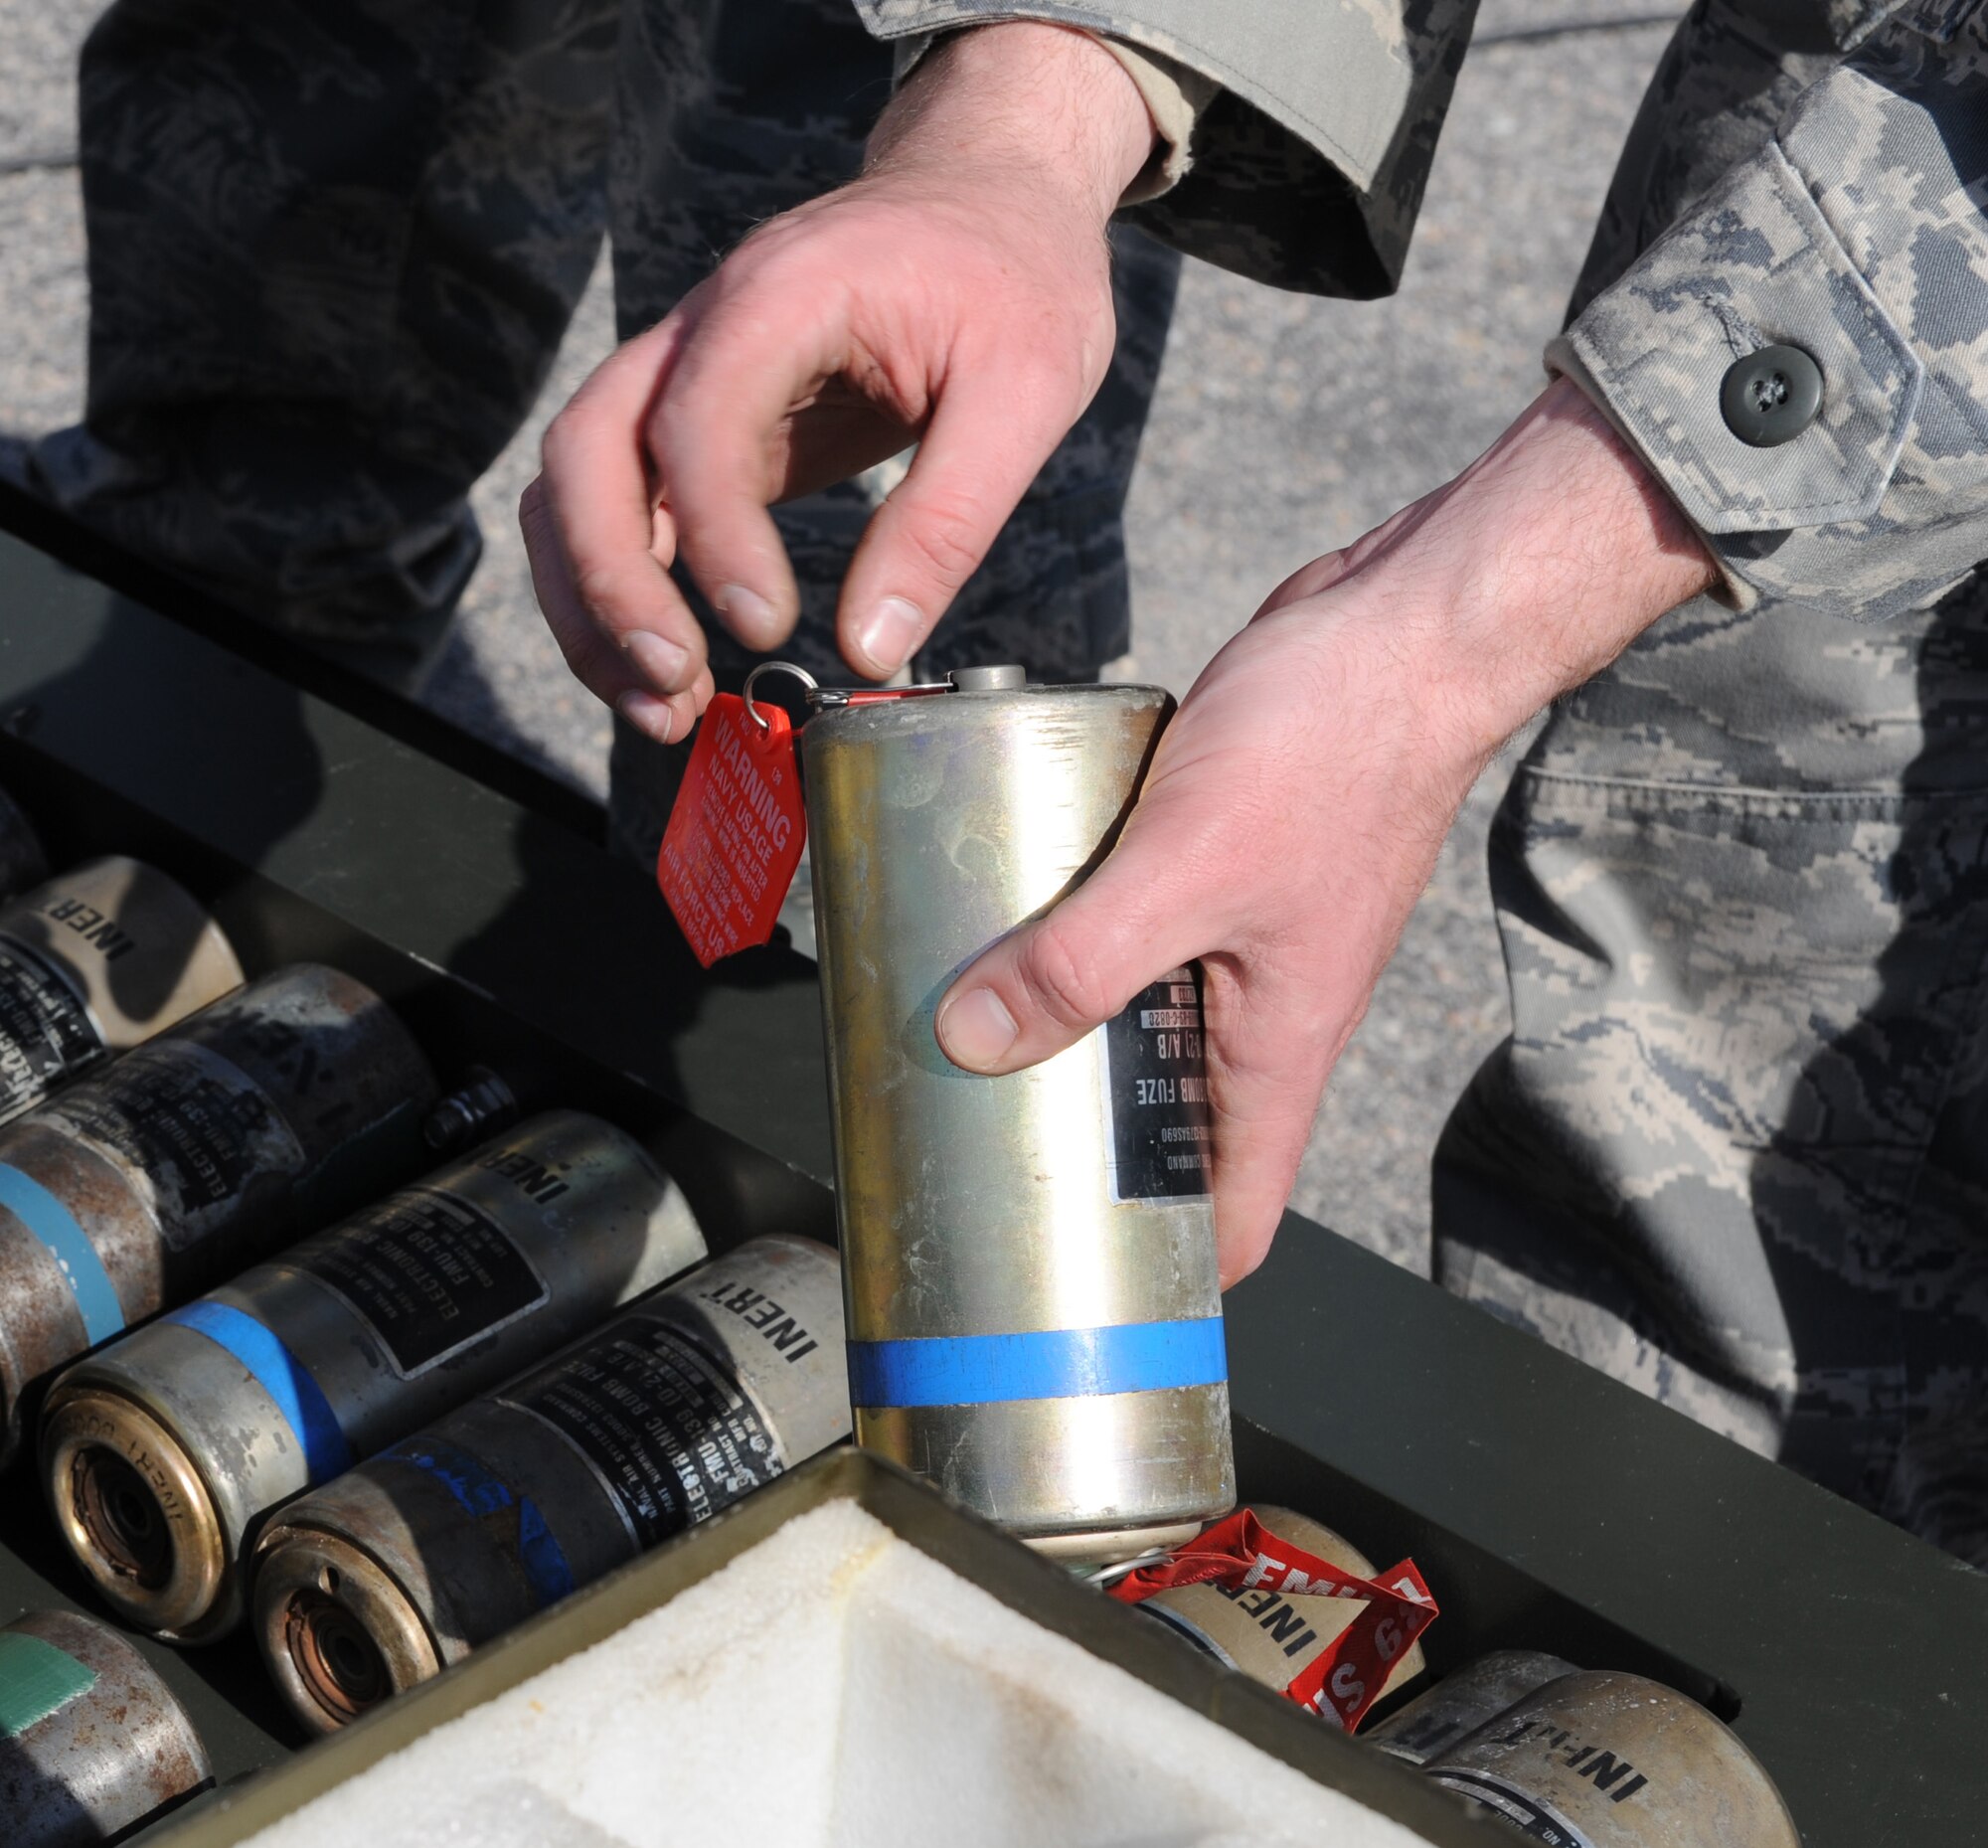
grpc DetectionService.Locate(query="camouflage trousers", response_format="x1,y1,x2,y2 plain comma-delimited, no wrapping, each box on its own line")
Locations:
1433,574,1988,1567
19,0,1178,852
1428,0,1988,1569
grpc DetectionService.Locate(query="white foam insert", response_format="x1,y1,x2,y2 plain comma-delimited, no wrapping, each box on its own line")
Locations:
244,1501,1431,1848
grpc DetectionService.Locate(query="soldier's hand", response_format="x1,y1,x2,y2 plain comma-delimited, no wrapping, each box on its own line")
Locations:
932,380,1720,1284
521,23,1157,743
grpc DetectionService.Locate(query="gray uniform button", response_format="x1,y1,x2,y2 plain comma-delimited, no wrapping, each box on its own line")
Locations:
1720,344,1823,447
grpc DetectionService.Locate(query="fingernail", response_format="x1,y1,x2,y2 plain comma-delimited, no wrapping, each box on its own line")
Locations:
854,596,924,677
718,584,779,647
616,688,679,746
623,628,690,690
935,987,1018,1071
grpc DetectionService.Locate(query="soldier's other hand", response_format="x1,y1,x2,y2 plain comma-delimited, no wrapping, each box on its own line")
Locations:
932,379,1720,1285
521,22,1157,743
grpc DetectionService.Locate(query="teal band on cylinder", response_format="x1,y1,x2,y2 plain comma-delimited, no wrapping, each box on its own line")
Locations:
0,1161,122,1345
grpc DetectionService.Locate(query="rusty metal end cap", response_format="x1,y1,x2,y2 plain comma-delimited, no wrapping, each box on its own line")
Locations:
251,1525,442,1737
42,1386,231,1641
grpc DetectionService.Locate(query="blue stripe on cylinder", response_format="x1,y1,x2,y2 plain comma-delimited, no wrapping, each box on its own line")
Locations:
166,1301,353,1482
0,1161,123,1346
379,1436,575,1608
847,1317,1228,1409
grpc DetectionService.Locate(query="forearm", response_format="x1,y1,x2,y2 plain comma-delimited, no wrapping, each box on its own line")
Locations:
1304,378,1718,766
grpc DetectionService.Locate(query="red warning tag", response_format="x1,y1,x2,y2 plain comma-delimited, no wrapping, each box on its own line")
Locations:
657,694,807,967
1107,1507,1438,1732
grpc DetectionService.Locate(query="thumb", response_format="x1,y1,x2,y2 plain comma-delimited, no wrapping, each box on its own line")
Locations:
934,822,1215,1077
1203,1019,1334,1289
839,363,1091,680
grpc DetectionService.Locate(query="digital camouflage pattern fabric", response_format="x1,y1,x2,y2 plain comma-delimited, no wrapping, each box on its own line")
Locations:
1431,0,1988,1568
13,0,1180,712
1553,0,1988,625
29,0,622,683
1432,581,1988,1567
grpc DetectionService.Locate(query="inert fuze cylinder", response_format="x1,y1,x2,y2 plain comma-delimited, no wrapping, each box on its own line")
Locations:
1137,1506,1426,1707
0,856,242,1125
0,1608,212,1847
1423,1670,1799,1847
43,1111,707,1642
802,667,1232,1566
1366,1649,1576,1764
250,1235,847,1732
0,964,436,1466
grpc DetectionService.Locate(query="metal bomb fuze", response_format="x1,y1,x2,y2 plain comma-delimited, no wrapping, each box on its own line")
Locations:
0,856,242,1125
1366,1648,1577,1764
1423,1671,1799,1847
0,964,436,1466
0,1608,213,1846
801,665,1232,1564
42,1112,707,1642
250,1235,847,1733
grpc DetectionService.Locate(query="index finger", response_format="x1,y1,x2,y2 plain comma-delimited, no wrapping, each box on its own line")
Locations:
538,318,709,685
648,264,862,653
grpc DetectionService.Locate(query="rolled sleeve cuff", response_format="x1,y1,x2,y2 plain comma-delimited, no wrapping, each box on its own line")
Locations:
1098,40,1217,203
885,29,1213,205
866,0,1476,298
1550,140,1958,622
867,2,1412,191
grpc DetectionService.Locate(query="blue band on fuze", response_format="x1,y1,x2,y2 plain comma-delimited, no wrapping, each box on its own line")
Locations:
379,1436,575,1609
0,1162,123,1346
166,1301,353,1482
847,1317,1228,1410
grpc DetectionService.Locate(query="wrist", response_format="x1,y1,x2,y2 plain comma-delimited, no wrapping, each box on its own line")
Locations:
1332,378,1717,756
865,23,1158,228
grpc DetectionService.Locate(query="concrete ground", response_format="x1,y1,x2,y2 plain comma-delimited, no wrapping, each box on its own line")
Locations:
0,0,1680,1269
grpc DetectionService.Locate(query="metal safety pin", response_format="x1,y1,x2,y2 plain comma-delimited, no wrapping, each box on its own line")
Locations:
1081,1546,1176,1589
742,659,955,732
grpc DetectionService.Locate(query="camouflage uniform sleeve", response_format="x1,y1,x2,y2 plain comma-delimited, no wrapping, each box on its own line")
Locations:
1549,0,1988,624
852,0,1479,298
1095,41,1216,204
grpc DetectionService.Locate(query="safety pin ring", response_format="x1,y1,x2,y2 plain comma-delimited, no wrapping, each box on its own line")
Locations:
741,661,820,734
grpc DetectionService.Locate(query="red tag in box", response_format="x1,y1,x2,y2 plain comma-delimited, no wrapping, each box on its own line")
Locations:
1108,1507,1438,1732
657,694,807,967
